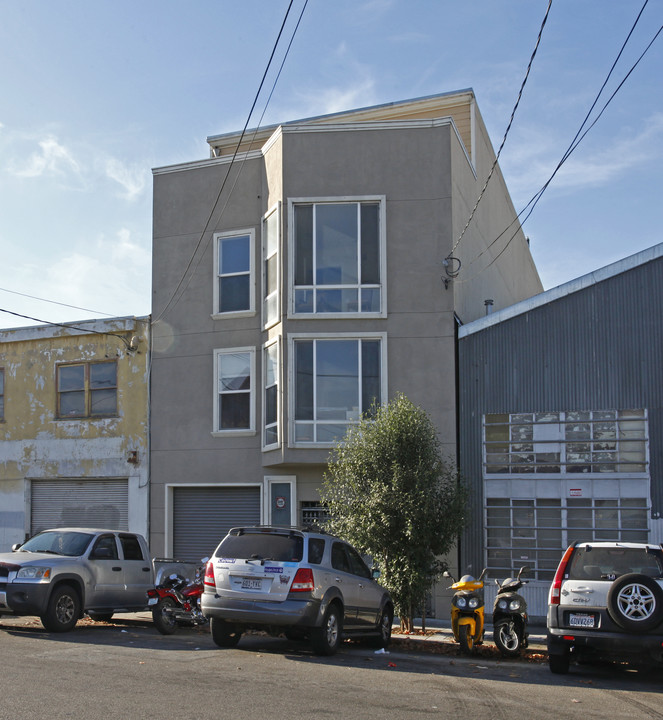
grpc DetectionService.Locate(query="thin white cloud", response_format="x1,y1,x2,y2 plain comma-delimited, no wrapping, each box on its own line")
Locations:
502,112,663,204
12,136,81,179
103,157,148,201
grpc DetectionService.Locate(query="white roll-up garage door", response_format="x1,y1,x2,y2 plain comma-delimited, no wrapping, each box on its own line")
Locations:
31,478,129,535
172,486,261,562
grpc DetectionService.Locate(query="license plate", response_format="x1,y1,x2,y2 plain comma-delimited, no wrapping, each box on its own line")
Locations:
241,578,262,590
569,613,595,628
147,596,158,606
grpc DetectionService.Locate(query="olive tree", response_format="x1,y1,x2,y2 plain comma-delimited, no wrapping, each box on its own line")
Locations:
321,393,467,633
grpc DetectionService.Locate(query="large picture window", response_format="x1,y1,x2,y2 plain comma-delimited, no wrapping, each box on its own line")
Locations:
484,410,647,475
213,348,255,434
56,361,117,418
291,335,384,444
290,198,385,316
214,230,254,316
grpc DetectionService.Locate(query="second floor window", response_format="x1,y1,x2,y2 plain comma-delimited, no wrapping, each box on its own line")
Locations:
214,230,254,315
292,336,384,444
57,361,117,418
291,198,385,316
0,368,4,420
214,348,255,433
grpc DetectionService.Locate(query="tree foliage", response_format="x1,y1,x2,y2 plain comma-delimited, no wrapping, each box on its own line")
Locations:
321,393,467,632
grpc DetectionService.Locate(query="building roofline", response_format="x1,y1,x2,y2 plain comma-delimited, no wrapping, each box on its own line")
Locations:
458,242,663,338
205,88,475,146
0,315,149,342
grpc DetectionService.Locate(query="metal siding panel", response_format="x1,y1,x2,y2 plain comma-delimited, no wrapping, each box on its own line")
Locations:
31,479,129,534
459,256,663,574
173,486,261,561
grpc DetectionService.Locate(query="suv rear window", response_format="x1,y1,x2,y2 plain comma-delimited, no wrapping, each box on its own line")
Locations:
215,531,304,562
568,546,663,580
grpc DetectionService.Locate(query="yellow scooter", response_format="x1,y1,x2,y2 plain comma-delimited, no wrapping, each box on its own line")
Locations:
444,568,487,654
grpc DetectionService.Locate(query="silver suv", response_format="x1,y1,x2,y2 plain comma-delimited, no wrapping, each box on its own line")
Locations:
547,541,663,673
201,526,393,655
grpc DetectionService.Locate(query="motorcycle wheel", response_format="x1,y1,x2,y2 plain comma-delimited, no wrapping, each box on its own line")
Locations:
152,597,178,635
458,624,476,654
493,619,521,657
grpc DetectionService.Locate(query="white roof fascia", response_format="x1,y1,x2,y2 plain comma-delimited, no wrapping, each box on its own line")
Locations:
458,242,663,338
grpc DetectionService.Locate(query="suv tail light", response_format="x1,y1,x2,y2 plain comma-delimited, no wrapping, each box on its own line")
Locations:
549,545,575,605
290,567,315,592
204,561,215,587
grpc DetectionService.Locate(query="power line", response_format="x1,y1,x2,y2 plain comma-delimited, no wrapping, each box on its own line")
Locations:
449,0,553,259
154,0,306,324
0,308,137,350
456,1,661,284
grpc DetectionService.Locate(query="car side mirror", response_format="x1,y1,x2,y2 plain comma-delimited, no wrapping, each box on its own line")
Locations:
11,543,22,552
371,568,381,580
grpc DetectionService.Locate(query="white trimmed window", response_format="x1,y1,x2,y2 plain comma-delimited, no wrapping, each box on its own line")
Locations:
289,197,386,317
262,205,280,328
290,334,386,445
213,348,255,434
213,229,255,316
263,340,279,448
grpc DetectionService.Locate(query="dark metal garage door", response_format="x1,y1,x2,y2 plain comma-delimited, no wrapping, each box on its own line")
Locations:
31,478,129,535
172,486,261,561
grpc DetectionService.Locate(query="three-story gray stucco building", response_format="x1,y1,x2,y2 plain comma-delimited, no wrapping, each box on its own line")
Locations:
150,90,542,613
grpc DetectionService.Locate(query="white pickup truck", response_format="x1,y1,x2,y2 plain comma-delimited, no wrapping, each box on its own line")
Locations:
0,527,155,632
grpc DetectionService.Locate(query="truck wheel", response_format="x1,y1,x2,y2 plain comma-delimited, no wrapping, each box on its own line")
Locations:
210,618,242,648
311,604,342,656
549,651,570,674
458,624,476,654
152,598,178,635
41,585,80,632
607,574,663,633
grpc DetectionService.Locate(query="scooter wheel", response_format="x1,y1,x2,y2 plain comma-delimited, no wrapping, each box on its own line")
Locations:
493,619,521,657
458,624,476,654
152,597,178,635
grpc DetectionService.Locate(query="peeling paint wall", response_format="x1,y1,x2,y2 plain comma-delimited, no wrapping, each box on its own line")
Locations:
0,316,150,551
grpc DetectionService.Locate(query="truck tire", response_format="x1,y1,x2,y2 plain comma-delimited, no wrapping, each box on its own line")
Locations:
41,584,81,632
607,573,663,633
549,651,570,674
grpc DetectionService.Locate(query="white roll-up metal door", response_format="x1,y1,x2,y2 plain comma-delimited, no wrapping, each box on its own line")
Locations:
31,478,129,534
173,486,261,561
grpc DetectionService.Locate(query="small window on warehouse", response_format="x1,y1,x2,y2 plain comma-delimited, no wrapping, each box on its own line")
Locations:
0,367,4,421
56,361,118,419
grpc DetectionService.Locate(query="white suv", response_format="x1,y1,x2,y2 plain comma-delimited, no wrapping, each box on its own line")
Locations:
547,541,663,673
201,526,393,656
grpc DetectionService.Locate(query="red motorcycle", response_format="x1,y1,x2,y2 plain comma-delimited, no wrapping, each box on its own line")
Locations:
147,558,208,635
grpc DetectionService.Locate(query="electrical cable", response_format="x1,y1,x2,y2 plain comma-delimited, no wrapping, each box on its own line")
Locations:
0,307,137,349
449,0,553,260
455,2,661,284
153,0,304,324
158,0,310,321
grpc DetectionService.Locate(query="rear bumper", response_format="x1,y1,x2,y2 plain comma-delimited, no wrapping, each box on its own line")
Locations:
547,627,663,663
201,593,323,628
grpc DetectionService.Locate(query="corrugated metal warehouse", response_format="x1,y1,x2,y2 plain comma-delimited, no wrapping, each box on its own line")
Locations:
458,243,663,617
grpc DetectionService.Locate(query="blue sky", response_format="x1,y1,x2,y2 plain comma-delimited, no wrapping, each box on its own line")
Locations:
1,0,661,328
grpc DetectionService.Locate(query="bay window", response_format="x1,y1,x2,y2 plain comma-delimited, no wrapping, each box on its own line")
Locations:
290,197,385,316
291,335,385,444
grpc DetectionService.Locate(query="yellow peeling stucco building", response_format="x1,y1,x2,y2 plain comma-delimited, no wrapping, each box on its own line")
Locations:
0,316,150,551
